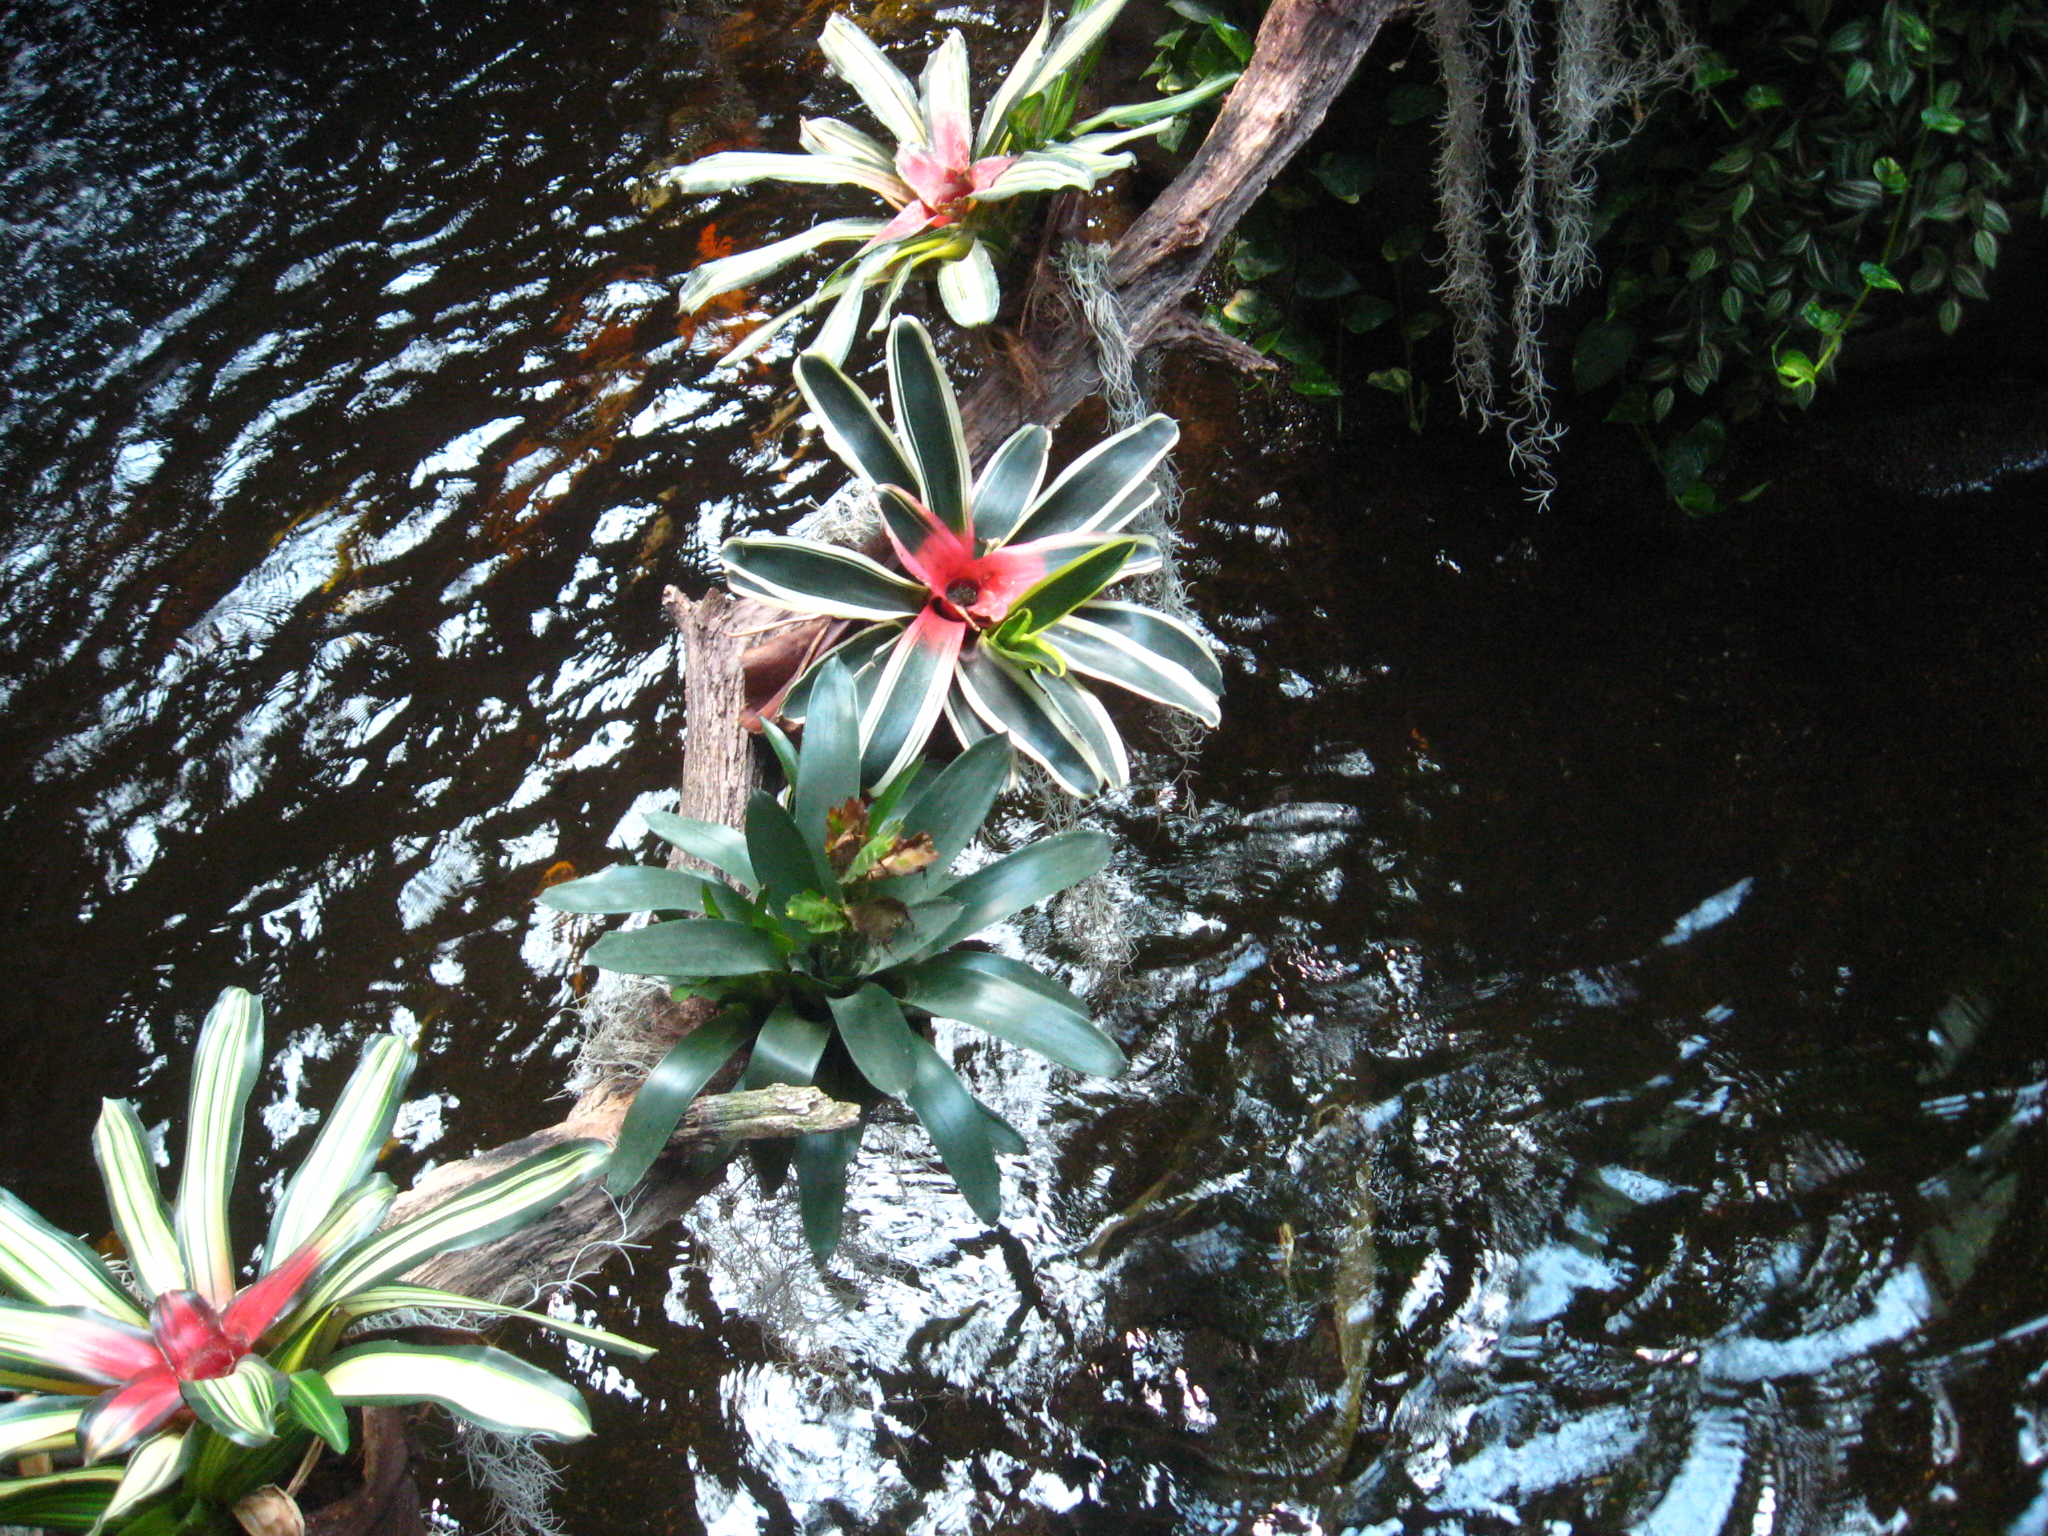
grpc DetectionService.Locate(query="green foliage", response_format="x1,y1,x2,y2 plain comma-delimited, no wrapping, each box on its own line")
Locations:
542,662,1128,1257
662,1,1237,365
1581,0,2048,507
0,990,644,1535
722,318,1223,798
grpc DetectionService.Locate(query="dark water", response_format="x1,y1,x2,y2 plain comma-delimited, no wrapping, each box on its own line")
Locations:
4,1,2048,1532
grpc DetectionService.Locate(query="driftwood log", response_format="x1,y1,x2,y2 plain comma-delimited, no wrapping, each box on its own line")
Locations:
383,0,1400,1305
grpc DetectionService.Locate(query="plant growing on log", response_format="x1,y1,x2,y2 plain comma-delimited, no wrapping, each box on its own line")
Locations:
0,988,649,1536
540,659,1127,1259
662,0,1236,363
723,317,1223,797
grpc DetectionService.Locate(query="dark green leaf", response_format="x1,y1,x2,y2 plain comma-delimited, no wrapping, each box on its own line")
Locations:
793,661,861,846
1381,224,1426,263
1384,81,1442,125
895,951,1125,1075
741,1002,832,1089
794,1124,862,1261
896,733,1011,876
1294,254,1359,301
643,812,756,887
587,918,786,979
1220,288,1279,328
746,792,832,910
540,865,711,915
923,829,1112,952
607,1012,754,1195
1366,367,1411,394
1858,260,1901,292
1308,152,1374,204
902,1035,1002,1224
828,984,919,1095
1572,319,1636,393
1343,293,1396,333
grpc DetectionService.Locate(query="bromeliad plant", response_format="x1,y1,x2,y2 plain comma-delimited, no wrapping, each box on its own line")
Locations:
724,317,1223,797
0,987,649,1536
540,659,1126,1260
663,0,1236,363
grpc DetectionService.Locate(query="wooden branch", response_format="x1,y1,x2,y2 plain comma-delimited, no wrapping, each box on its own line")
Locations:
398,1085,856,1302
962,0,1411,448
661,584,766,838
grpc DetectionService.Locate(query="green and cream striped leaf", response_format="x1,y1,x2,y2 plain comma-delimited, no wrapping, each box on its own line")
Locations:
858,605,964,792
813,246,900,367
0,1188,144,1324
1032,667,1131,790
779,624,898,726
0,1464,120,1531
643,812,756,889
295,1142,609,1323
794,351,919,493
677,218,883,312
954,647,1104,797
798,116,900,179
94,1430,190,1531
328,1285,654,1360
1037,139,1143,177
975,8,1053,155
1071,70,1240,132
175,986,263,1308
971,150,1106,202
1015,413,1177,541
0,1394,90,1462
180,1354,285,1449
936,240,1001,329
820,14,927,149
661,151,901,200
919,31,972,146
971,425,1050,548
1048,600,1223,723
266,1033,416,1268
324,1342,593,1442
1033,0,1132,103
887,317,971,535
288,1369,349,1455
91,1099,185,1301
1065,121,1182,156
722,535,928,621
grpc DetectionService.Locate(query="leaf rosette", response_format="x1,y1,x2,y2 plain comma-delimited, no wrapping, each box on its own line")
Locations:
723,316,1223,797
0,990,649,1535
541,659,1127,1257
663,0,1237,364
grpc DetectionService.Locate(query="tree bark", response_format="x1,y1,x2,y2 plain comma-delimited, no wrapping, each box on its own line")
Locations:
963,0,1412,450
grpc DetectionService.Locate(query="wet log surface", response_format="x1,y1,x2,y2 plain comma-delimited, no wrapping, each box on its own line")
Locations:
378,0,1401,1309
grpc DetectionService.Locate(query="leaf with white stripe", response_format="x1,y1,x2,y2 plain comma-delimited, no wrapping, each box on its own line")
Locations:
799,116,899,178
723,535,928,621
1014,413,1177,541
858,608,965,791
662,151,902,199
95,1430,191,1530
975,7,1052,154
955,646,1104,798
0,1395,89,1462
0,1187,143,1324
180,1354,285,1449
795,351,919,493
971,425,1050,547
175,986,263,1307
936,240,1001,329
1071,69,1240,131
265,1033,416,1268
1034,0,1132,101
331,1285,654,1360
1050,600,1222,721
820,14,927,148
677,218,883,312
324,1342,593,1442
92,1099,185,1301
888,318,971,535
971,149,1106,202
919,31,972,149
296,1142,610,1321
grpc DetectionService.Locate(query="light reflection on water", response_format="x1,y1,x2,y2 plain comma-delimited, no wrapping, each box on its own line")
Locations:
3,1,2048,1533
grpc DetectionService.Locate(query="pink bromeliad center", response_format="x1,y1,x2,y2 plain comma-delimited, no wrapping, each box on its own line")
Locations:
869,109,1015,246
883,505,1045,632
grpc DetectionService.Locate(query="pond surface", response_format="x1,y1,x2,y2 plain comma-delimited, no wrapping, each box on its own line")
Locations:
3,1,2047,1533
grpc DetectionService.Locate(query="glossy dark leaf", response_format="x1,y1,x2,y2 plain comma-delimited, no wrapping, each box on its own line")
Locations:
925,828,1113,952
746,792,832,910
606,1013,755,1196
895,950,1125,1075
827,984,918,1095
741,1002,832,1090
539,865,712,915
793,661,861,846
896,733,1010,877
643,812,756,888
794,1123,862,1261
902,1035,1002,1224
587,919,785,979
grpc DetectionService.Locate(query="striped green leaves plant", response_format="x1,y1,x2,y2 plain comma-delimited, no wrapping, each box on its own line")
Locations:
724,317,1223,797
542,659,1126,1257
0,988,649,1535
662,0,1237,364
